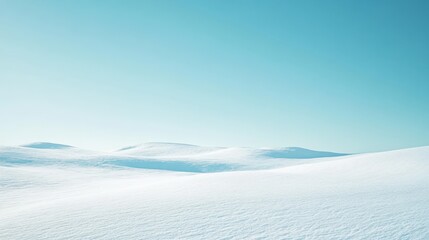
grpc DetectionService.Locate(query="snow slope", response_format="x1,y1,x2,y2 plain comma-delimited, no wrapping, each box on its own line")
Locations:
0,142,348,172
0,143,428,239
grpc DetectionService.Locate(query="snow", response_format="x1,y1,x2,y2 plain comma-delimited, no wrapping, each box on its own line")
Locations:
0,142,428,239
20,142,74,149
117,142,347,159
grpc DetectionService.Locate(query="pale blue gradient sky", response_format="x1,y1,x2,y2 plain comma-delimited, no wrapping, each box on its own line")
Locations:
1,0,428,152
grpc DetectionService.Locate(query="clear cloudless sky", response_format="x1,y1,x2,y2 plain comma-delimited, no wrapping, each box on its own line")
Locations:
1,0,428,153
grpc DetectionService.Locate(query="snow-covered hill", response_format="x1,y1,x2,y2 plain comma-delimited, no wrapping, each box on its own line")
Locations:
116,142,346,159
0,142,348,172
0,143,428,239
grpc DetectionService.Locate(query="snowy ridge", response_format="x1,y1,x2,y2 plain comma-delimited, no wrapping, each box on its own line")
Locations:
116,142,347,159
0,142,348,172
117,142,220,155
0,143,428,239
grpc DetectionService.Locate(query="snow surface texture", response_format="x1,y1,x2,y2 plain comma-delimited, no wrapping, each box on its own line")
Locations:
0,142,428,239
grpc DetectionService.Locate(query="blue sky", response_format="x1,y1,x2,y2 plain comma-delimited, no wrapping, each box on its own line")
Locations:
1,0,428,152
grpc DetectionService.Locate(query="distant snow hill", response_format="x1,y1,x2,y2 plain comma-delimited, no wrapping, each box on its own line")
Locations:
1,142,428,239
0,142,349,172
20,142,74,149
117,142,347,158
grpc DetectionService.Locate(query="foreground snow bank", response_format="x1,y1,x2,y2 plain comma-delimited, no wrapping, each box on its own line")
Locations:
0,144,428,239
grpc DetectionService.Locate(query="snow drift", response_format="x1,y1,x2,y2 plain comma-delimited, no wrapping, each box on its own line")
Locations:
0,142,428,239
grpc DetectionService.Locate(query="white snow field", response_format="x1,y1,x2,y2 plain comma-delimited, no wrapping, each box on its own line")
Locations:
0,142,428,239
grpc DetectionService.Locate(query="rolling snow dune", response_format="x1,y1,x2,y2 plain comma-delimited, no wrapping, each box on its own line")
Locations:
0,142,348,172
117,142,347,159
0,143,428,239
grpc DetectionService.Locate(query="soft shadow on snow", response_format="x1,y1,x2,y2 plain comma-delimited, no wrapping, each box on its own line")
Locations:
104,159,238,173
20,142,74,150
0,156,239,173
261,147,348,159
